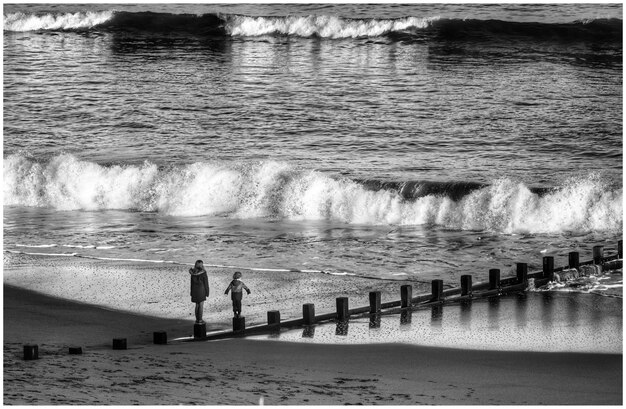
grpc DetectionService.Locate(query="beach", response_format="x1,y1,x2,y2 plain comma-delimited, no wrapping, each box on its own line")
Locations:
3,255,623,405
3,3,623,406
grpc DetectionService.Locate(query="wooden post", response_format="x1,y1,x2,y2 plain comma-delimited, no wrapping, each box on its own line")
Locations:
489,269,500,290
543,256,554,281
112,338,127,350
193,323,206,340
431,280,443,302
400,285,412,308
233,317,245,333
153,331,167,345
336,297,349,321
618,240,623,259
461,275,472,296
267,310,281,328
369,291,381,314
568,252,580,270
593,245,604,264
516,263,528,284
303,303,316,325
23,344,38,360
68,346,82,355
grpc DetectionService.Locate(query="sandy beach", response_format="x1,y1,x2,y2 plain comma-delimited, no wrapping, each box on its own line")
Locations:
4,282,623,405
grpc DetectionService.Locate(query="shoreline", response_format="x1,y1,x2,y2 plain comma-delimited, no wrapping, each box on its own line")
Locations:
4,284,623,405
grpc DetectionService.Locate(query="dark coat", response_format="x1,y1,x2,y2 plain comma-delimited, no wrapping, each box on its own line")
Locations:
190,270,210,303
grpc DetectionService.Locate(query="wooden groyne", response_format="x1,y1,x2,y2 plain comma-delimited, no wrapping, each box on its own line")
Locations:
18,241,623,358
194,240,623,342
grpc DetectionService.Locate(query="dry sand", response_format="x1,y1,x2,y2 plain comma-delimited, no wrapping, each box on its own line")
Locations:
4,284,622,405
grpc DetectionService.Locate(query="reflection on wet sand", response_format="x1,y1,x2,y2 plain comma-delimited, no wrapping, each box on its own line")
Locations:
252,292,621,353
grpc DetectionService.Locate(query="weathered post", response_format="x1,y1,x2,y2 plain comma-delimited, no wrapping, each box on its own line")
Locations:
593,245,604,264
568,252,580,270
618,240,623,259
461,275,472,296
516,263,528,284
112,338,127,350
153,331,167,345
431,279,444,302
68,346,82,355
336,297,349,321
267,310,281,328
489,269,500,290
23,344,38,360
400,285,412,308
543,256,554,281
233,317,245,333
303,303,316,325
369,291,381,314
193,323,206,340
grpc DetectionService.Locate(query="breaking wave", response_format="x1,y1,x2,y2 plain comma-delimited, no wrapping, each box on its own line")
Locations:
3,11,621,43
4,154,622,234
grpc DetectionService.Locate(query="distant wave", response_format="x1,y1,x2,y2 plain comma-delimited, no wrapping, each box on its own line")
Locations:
3,11,622,43
4,154,622,234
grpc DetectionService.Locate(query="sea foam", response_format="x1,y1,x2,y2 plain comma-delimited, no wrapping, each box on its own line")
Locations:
3,11,114,31
3,153,622,234
224,15,437,38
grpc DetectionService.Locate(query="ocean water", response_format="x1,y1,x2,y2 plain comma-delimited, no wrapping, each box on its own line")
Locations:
3,3,623,299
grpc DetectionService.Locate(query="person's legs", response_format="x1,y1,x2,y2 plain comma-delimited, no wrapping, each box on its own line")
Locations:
195,301,204,323
233,293,242,317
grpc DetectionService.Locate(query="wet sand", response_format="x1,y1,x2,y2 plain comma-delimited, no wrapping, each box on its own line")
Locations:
4,284,622,405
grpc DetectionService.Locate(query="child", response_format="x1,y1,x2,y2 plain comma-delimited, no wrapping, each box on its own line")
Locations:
224,271,251,317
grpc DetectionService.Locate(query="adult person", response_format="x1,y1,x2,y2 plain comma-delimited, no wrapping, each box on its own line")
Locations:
189,260,210,324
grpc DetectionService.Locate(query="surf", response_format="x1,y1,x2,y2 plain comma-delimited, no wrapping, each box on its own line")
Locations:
4,153,622,234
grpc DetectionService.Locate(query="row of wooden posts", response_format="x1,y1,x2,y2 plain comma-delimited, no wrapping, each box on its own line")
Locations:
21,241,622,359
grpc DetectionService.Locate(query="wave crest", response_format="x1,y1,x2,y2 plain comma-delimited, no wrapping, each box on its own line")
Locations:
3,154,622,234
224,15,436,38
3,11,114,32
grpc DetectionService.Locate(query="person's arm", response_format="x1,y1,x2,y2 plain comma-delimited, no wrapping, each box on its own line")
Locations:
224,282,232,295
243,282,251,295
203,273,210,296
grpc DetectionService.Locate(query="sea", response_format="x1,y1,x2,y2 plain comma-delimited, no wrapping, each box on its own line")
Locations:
3,2,623,332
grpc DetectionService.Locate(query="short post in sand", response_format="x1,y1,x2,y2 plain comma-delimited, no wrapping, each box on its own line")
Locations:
68,346,83,355
153,331,167,345
23,344,38,360
267,310,281,331
369,291,381,313
431,279,443,302
303,303,316,325
233,316,245,333
112,338,127,350
461,275,472,297
489,269,500,290
568,252,580,270
400,285,412,308
593,245,604,264
543,256,554,281
516,263,528,284
336,297,349,321
193,323,206,340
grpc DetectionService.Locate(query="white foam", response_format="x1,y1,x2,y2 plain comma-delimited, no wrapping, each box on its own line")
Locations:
225,15,437,38
4,153,622,234
3,11,114,32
